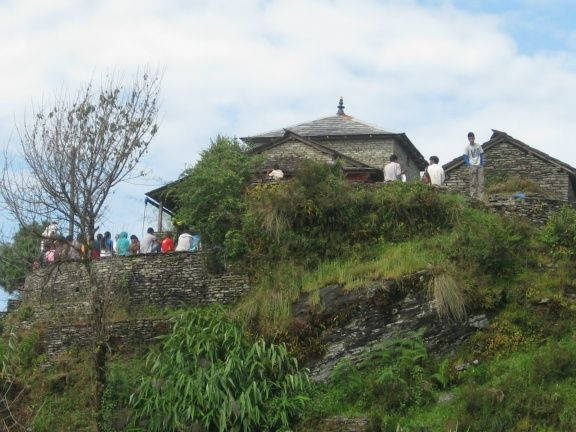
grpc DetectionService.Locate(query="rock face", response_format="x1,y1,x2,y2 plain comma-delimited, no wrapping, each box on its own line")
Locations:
315,416,370,432
292,274,488,381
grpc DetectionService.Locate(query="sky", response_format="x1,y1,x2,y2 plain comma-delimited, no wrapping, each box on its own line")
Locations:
1,0,576,301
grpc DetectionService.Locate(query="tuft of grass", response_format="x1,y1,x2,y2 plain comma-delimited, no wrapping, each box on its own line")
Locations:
428,272,467,322
486,175,543,195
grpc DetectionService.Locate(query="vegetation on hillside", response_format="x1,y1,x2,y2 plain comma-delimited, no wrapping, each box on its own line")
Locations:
0,222,44,293
3,137,576,431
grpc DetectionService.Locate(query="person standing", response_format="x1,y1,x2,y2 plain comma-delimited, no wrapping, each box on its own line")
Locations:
464,132,484,199
426,156,445,186
384,154,404,182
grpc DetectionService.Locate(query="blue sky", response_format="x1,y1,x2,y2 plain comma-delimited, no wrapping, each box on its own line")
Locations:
2,0,576,306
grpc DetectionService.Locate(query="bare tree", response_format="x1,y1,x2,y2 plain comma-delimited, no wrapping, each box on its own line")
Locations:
0,70,161,241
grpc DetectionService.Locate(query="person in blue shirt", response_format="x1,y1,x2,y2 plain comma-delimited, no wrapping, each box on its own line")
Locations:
463,132,484,200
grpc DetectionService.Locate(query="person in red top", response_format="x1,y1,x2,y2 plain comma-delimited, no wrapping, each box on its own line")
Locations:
161,235,175,253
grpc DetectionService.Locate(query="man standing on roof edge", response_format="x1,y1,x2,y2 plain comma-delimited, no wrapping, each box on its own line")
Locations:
464,132,484,200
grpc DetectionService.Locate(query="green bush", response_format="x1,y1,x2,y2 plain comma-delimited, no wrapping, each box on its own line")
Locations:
242,162,464,267
171,136,260,267
447,210,531,276
540,207,576,257
130,306,310,432
305,336,437,424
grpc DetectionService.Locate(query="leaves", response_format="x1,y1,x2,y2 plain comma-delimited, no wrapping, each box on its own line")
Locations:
130,306,310,431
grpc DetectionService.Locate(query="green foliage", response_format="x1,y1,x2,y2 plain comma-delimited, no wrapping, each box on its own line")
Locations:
0,222,43,293
234,239,447,337
130,306,310,432
446,210,532,276
451,339,576,432
171,136,260,266
540,206,576,257
305,336,438,427
242,162,464,267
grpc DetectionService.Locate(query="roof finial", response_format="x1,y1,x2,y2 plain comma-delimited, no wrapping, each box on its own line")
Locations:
337,97,345,115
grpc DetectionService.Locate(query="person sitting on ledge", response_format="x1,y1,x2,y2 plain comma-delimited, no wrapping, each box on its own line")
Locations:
130,235,140,255
175,232,193,251
161,234,175,253
116,232,131,256
267,164,284,181
141,227,160,253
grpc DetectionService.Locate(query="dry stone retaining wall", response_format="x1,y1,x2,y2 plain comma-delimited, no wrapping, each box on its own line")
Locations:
486,193,574,226
21,251,249,314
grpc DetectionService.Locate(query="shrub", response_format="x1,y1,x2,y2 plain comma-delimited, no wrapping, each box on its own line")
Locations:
171,136,260,266
130,306,310,432
540,207,576,258
242,162,464,267
447,210,532,276
305,336,436,422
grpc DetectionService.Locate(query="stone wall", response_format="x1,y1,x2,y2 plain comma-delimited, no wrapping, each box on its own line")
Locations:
259,137,422,181
20,252,250,323
260,139,335,171
322,138,394,173
444,141,574,200
486,193,574,226
44,318,171,357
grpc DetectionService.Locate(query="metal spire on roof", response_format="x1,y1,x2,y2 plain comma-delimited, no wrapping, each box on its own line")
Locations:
337,97,345,115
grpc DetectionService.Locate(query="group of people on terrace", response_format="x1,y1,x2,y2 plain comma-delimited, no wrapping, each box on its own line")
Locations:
266,132,484,199
383,131,484,199
38,224,201,266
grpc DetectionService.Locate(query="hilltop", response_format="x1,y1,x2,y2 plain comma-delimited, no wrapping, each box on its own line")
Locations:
2,143,576,431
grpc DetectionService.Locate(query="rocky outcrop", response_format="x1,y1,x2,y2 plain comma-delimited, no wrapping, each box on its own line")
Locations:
315,416,370,432
292,274,488,381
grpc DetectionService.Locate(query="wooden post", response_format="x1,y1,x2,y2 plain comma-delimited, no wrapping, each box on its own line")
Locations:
157,200,164,232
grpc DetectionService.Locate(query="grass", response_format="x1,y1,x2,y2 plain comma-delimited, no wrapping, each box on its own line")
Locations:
234,238,450,336
485,175,543,195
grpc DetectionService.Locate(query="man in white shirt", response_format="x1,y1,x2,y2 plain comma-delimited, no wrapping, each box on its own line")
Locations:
426,156,445,186
464,132,484,199
384,154,404,182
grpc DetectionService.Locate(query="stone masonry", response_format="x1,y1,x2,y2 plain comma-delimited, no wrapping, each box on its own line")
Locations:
444,140,575,201
22,251,249,313
486,193,575,226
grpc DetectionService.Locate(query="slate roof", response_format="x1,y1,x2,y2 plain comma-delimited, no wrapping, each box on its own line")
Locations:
444,130,576,175
242,114,395,141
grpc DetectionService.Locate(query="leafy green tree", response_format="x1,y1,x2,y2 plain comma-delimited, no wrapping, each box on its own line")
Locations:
0,222,43,293
172,136,259,264
130,306,310,432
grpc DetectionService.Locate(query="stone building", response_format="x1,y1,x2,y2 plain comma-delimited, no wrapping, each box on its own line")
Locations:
145,99,427,229
444,130,576,201
241,98,427,182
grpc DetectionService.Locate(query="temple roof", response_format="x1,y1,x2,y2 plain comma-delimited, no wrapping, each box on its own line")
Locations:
242,114,396,142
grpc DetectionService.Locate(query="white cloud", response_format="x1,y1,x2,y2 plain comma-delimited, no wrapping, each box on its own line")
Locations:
2,0,576,235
